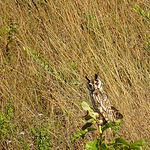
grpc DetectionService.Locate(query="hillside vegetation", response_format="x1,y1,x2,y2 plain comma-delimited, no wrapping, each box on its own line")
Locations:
0,0,149,149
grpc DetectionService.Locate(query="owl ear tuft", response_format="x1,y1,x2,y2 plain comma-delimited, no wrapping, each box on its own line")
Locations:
85,76,90,82
95,74,98,80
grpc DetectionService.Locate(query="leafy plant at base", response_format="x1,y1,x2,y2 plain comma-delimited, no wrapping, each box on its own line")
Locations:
72,102,147,150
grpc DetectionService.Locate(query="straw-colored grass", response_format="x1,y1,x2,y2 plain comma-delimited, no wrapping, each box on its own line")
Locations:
0,0,149,149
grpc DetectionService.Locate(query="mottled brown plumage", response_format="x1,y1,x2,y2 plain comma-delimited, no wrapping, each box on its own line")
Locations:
85,74,123,124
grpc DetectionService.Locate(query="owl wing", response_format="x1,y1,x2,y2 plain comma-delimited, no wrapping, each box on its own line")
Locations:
93,90,115,122
111,106,123,119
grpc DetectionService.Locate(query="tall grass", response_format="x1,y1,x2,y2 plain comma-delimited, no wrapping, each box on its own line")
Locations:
0,0,149,149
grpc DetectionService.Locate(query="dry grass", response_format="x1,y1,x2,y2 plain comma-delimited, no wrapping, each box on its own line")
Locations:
0,0,149,149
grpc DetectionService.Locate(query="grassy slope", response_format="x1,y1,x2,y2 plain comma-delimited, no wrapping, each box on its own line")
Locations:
0,0,149,149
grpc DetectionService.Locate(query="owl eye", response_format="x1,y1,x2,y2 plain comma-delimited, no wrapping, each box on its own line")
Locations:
89,83,93,88
94,80,98,85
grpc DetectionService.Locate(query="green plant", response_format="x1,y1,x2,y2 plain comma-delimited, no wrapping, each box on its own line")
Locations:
146,35,150,51
31,123,52,150
72,102,147,150
134,5,150,20
19,140,29,150
0,101,14,140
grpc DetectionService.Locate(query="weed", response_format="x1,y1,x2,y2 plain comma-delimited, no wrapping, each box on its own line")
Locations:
0,101,14,149
0,101,14,140
31,123,52,150
73,102,147,150
134,5,150,20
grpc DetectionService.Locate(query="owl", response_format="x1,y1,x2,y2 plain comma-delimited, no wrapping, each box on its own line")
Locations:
85,74,123,124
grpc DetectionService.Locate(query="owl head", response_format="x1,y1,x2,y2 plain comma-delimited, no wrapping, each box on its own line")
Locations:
85,74,102,91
